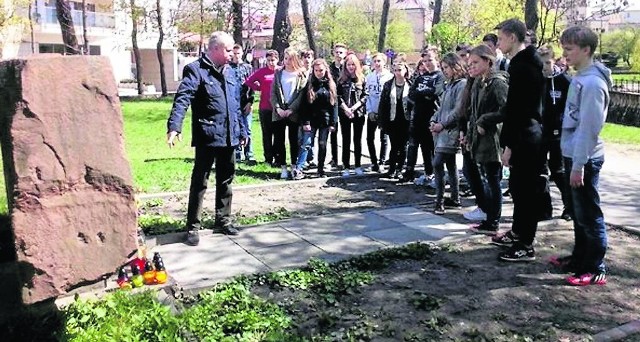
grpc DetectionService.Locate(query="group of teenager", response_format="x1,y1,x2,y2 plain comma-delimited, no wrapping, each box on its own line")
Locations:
169,19,610,286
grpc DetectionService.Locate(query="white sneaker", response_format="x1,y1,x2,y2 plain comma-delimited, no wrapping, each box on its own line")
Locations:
342,169,351,177
425,174,436,189
354,167,364,175
463,207,487,221
280,167,289,179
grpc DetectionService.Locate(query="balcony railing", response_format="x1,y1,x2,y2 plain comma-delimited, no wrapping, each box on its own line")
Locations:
39,6,115,29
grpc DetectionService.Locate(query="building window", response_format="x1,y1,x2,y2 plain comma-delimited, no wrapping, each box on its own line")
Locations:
39,44,101,55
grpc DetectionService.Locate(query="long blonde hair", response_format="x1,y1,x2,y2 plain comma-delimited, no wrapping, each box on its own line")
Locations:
283,47,306,74
338,53,364,85
308,58,337,105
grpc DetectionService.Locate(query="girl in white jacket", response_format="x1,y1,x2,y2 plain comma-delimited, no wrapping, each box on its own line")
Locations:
364,53,393,171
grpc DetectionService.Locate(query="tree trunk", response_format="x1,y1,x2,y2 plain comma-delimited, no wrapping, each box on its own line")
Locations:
28,2,35,53
301,0,316,55
55,0,80,55
156,0,168,96
232,0,243,44
432,0,442,26
377,0,390,53
525,0,539,31
82,0,88,54
198,0,204,55
130,0,144,95
271,0,291,57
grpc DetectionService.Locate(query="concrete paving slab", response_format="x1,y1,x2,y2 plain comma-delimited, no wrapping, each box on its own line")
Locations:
249,241,328,269
230,225,305,249
152,234,268,290
414,221,472,240
363,226,437,246
375,206,438,223
280,211,402,235
299,233,386,255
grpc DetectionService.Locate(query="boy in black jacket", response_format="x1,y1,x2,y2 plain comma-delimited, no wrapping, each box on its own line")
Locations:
539,45,573,222
401,51,444,183
492,18,546,262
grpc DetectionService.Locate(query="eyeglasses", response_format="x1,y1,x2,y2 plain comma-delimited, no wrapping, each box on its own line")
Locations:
393,69,404,72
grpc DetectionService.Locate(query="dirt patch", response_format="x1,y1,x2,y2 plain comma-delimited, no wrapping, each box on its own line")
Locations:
144,175,447,223
250,226,640,341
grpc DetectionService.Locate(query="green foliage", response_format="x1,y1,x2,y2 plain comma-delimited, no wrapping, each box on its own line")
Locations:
410,291,441,311
236,207,292,226
602,27,640,68
429,22,471,55
316,1,414,53
259,257,374,304
61,290,182,341
468,0,523,39
138,213,187,235
181,283,292,341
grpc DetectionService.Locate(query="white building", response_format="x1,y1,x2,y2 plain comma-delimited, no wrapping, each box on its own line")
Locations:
4,0,181,92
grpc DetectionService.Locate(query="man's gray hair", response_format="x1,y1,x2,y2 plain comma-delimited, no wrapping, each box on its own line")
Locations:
207,31,233,50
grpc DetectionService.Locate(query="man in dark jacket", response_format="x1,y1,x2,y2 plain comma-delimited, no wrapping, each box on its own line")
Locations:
492,18,546,262
167,31,247,246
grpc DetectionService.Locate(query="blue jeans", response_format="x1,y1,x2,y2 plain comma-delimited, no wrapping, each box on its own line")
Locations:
478,162,503,225
564,157,607,273
236,111,254,160
297,127,330,171
433,152,459,204
462,151,484,207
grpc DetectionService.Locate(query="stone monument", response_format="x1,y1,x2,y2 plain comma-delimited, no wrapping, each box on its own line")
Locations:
0,55,137,305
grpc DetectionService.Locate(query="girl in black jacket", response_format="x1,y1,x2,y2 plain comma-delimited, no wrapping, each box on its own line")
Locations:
378,62,413,179
293,59,339,179
337,53,368,177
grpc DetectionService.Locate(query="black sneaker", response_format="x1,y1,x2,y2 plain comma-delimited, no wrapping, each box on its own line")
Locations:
469,221,499,235
185,230,200,246
560,209,572,221
214,225,239,236
461,189,474,197
317,170,327,178
434,203,445,215
371,164,380,172
383,170,396,179
502,189,511,197
499,243,535,262
398,171,415,183
443,198,462,208
307,161,317,169
490,230,519,247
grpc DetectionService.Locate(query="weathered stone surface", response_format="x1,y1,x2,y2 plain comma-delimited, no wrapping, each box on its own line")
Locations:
0,55,137,304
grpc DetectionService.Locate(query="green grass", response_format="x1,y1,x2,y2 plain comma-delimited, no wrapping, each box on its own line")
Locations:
601,122,640,145
611,73,640,81
122,97,277,193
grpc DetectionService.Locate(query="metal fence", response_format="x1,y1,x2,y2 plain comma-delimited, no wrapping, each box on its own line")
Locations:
612,78,640,94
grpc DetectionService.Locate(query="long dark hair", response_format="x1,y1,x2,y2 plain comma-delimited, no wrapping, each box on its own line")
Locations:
308,58,337,105
440,52,467,81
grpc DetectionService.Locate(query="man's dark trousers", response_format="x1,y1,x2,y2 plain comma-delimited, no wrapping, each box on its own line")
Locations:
186,146,235,229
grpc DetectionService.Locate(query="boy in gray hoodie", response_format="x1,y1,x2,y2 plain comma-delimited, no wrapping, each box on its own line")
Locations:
556,26,611,286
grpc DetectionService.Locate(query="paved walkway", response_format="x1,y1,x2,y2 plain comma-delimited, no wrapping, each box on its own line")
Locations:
152,206,473,293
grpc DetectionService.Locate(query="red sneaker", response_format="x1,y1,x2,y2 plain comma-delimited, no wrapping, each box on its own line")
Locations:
566,272,607,286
